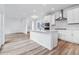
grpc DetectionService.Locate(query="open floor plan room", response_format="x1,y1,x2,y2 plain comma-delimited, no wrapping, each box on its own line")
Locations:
0,4,79,55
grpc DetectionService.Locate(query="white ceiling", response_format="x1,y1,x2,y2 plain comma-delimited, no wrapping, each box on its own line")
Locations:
5,4,73,19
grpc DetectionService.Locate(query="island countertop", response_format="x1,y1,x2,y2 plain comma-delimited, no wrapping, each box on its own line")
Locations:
31,30,58,33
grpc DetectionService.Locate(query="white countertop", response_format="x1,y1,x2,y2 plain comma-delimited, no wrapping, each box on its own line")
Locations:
31,30,58,33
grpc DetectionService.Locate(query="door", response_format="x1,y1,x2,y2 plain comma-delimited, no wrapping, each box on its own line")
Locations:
0,14,4,47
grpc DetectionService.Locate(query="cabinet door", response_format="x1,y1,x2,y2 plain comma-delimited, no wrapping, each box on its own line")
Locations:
64,31,73,42
74,8,79,23
73,31,79,44
67,8,79,24
51,14,55,25
58,30,73,42
67,10,74,23
58,30,65,40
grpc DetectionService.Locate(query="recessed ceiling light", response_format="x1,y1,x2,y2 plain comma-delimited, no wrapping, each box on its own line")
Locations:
51,8,55,11
31,15,38,19
42,4,47,7
33,9,37,13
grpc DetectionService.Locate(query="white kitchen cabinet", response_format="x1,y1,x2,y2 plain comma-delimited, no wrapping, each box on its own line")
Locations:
58,30,73,42
72,31,79,44
51,14,55,25
58,30,79,44
67,8,79,24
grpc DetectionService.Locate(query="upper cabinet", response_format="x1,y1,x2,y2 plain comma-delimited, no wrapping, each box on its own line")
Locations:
67,7,79,24
51,14,55,25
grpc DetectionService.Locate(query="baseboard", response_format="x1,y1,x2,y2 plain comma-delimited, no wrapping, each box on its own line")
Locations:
5,32,28,35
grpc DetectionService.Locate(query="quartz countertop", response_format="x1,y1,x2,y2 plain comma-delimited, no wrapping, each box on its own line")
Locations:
31,30,58,33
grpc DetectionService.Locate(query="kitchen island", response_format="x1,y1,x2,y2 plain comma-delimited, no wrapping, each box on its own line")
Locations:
30,30,58,50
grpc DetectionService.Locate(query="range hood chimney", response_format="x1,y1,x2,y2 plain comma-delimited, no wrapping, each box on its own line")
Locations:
61,9,63,19
56,9,67,21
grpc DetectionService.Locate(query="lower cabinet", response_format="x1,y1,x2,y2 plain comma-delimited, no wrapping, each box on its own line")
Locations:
58,30,73,42
73,31,79,44
58,30,79,44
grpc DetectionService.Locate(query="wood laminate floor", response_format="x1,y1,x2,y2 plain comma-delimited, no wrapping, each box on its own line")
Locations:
0,33,79,55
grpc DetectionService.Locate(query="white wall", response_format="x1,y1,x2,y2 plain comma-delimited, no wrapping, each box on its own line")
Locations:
5,18,27,34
